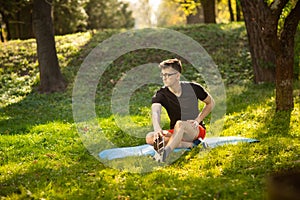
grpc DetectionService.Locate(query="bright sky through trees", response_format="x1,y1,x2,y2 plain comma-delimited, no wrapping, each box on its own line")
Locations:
122,0,162,28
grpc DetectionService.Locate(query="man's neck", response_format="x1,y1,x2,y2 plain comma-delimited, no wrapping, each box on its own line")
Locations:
168,81,181,96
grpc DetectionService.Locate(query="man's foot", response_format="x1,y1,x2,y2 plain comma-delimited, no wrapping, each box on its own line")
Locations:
153,133,165,162
201,141,209,149
193,138,209,149
153,146,171,163
161,146,171,162
153,150,164,162
153,133,164,152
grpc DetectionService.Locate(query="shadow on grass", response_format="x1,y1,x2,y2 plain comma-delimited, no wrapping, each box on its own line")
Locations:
0,92,74,134
225,83,275,114
0,152,107,198
3,24,299,199
0,30,118,135
0,24,248,136
202,82,299,197
0,150,267,199
225,81,297,138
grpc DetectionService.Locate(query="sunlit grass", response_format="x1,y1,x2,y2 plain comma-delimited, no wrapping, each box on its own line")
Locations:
0,23,299,199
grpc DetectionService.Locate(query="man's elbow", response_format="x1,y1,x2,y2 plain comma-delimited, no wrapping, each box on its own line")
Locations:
207,95,215,112
210,96,215,110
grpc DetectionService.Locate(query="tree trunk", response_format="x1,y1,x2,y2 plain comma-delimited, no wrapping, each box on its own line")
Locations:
241,0,300,111
201,0,216,23
275,1,300,111
236,0,242,21
32,0,66,93
228,0,234,22
275,42,294,111
240,0,276,83
0,11,11,41
186,6,203,24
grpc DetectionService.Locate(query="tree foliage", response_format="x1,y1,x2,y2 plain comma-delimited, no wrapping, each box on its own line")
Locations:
0,1,31,17
0,0,134,39
174,0,201,16
172,0,216,23
156,0,186,26
85,0,134,30
53,0,88,35
0,0,32,40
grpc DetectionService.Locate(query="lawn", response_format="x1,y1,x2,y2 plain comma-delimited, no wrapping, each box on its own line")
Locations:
0,23,299,199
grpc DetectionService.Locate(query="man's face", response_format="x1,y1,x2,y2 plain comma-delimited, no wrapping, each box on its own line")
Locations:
160,67,179,87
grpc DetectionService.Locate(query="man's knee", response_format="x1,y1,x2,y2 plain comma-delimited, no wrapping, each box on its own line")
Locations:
175,120,183,129
175,120,188,130
146,131,155,145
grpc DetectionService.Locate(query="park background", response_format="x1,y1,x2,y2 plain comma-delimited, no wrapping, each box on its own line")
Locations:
1,0,300,199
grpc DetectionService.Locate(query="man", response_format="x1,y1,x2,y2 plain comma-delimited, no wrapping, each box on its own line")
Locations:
146,58,215,162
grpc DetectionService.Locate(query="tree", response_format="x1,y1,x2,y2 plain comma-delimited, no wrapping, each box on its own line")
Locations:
178,0,202,24
53,0,88,35
0,0,32,40
186,5,203,24
1,0,133,39
201,0,216,23
174,0,216,24
240,0,300,111
156,0,186,26
236,0,242,21
228,0,235,21
0,0,86,39
32,0,67,93
85,0,134,29
228,0,243,22
0,11,11,41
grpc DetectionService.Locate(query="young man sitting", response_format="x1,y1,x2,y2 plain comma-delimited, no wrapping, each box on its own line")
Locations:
146,58,215,162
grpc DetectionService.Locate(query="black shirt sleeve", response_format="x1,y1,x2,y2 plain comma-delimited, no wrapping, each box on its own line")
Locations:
190,82,208,101
152,88,165,106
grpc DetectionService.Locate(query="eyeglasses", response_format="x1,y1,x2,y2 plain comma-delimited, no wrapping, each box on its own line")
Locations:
160,72,178,78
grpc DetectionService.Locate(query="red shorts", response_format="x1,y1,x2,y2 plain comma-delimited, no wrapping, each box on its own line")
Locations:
167,125,206,140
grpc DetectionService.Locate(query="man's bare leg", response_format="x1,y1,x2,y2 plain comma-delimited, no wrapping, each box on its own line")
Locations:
163,121,198,160
146,131,193,148
177,141,194,148
146,130,170,145
146,122,198,149
165,121,198,150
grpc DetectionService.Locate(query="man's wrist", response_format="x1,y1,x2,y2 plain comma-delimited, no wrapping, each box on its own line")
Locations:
196,118,202,124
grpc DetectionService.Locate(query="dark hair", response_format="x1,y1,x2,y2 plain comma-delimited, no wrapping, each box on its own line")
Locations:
159,58,182,73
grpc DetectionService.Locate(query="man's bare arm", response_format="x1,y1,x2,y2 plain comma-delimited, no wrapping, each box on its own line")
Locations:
195,94,215,123
151,103,162,132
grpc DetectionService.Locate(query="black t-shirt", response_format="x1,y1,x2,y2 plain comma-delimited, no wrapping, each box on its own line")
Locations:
152,81,208,129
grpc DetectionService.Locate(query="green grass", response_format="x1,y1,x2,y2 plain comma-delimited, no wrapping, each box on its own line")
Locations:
1,23,300,199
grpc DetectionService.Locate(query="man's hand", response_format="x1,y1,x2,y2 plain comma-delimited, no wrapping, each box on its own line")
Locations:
153,130,163,141
153,130,165,153
188,120,199,129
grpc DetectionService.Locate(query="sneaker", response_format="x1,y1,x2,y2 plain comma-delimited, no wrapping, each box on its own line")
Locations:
193,138,209,149
201,141,209,149
153,150,164,162
153,133,164,152
153,133,165,162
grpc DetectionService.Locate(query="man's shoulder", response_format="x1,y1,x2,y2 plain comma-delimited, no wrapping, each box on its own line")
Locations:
155,86,169,94
181,81,202,88
153,86,167,98
152,86,169,104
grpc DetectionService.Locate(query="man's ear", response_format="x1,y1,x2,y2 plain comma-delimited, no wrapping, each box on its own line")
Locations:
176,73,181,80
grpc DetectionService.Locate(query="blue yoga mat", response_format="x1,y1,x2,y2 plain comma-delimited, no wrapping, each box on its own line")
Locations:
99,136,259,160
